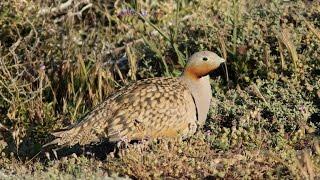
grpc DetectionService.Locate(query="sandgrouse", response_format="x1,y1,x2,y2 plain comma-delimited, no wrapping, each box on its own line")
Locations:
45,51,225,147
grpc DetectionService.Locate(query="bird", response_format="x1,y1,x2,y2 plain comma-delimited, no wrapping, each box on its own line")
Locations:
44,51,225,147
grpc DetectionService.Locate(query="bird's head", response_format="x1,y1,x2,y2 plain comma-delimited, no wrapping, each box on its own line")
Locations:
183,51,225,80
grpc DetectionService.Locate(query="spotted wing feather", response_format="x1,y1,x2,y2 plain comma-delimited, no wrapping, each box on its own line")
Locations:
106,77,198,141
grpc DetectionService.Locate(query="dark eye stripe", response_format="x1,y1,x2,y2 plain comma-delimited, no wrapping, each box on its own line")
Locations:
202,57,208,61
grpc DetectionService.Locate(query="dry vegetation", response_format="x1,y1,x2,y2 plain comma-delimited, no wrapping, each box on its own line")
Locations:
0,0,320,179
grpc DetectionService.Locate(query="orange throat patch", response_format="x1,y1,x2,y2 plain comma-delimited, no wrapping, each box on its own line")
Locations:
184,64,216,80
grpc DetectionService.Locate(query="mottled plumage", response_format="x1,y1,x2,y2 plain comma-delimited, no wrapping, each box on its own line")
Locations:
45,51,225,147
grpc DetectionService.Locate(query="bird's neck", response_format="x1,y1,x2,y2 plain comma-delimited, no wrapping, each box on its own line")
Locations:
181,75,212,126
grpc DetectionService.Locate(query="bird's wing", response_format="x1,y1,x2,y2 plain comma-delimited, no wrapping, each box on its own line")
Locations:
105,77,198,141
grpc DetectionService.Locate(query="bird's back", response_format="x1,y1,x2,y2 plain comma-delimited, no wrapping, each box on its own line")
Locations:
45,77,198,147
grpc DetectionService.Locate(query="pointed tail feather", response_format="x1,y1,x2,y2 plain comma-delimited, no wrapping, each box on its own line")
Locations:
43,106,110,148
43,118,107,148
42,136,63,148
43,128,80,148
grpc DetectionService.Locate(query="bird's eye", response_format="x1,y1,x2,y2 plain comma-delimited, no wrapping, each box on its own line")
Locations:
202,57,208,61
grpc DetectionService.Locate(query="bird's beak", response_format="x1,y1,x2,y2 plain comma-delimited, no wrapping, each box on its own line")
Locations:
218,57,226,64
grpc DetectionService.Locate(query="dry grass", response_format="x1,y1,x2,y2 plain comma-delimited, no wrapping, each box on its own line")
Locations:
0,0,319,178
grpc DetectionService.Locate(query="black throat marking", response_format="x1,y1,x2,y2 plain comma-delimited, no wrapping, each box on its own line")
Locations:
190,94,199,121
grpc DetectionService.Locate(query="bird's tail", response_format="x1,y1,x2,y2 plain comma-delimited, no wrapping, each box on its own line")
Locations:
43,112,107,148
43,126,83,148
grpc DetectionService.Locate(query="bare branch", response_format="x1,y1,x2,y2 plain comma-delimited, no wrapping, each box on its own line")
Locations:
38,0,74,16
